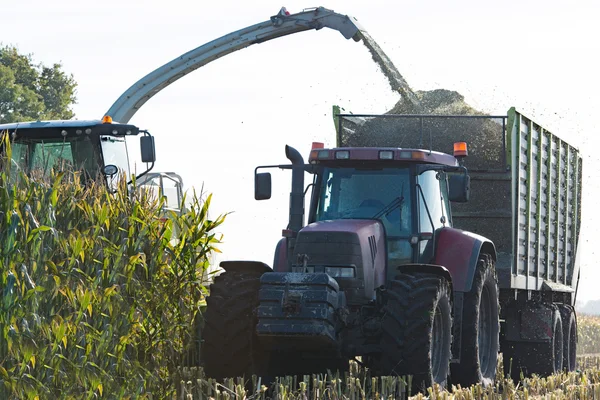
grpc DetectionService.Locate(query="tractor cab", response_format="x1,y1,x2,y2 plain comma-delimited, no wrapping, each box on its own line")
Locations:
306,144,470,271
255,142,471,292
0,116,156,186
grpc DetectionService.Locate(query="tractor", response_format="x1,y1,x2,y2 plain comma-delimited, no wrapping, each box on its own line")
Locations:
200,139,500,392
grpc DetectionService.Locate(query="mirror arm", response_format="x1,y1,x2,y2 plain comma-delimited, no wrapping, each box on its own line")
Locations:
417,164,467,176
127,160,155,186
255,163,317,174
303,182,314,197
255,164,290,173
438,164,467,174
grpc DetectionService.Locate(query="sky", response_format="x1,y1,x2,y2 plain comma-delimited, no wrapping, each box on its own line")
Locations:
3,0,599,303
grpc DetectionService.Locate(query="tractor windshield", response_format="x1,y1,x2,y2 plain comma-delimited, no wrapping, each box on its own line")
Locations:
315,166,414,266
100,136,130,179
8,136,101,179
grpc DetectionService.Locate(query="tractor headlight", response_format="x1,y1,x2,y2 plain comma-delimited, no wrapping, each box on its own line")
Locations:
290,265,355,277
325,266,355,278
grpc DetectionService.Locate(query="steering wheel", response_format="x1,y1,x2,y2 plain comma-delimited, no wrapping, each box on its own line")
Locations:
360,198,402,224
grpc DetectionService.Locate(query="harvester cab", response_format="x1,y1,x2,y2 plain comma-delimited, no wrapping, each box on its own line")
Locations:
0,116,156,186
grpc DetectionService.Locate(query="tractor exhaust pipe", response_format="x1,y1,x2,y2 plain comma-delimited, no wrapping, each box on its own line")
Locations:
285,145,305,235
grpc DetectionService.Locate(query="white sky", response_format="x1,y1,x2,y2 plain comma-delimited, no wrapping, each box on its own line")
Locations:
3,0,599,303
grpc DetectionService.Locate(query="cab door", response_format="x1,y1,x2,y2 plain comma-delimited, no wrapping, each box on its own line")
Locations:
416,169,451,262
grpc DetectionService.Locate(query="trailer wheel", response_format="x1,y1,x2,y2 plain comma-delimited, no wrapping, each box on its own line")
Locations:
201,268,264,381
450,254,499,387
503,307,563,381
375,272,452,393
558,304,577,371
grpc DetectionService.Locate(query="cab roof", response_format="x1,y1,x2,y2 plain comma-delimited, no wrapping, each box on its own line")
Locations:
308,147,459,167
0,119,140,137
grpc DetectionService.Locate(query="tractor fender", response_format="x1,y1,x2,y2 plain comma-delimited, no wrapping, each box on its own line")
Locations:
433,227,496,292
272,238,288,272
396,264,453,287
395,263,454,302
219,260,272,274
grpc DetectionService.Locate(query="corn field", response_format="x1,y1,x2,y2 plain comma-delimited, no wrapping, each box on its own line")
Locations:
577,314,600,355
0,134,225,399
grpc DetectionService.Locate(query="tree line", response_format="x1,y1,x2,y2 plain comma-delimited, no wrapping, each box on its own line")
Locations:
0,44,77,124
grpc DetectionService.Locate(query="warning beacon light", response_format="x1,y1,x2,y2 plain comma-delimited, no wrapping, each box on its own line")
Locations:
453,142,468,158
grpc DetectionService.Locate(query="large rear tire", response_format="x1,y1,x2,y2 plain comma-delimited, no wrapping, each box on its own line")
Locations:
450,254,500,387
200,268,264,381
374,272,453,394
502,307,563,381
558,304,577,372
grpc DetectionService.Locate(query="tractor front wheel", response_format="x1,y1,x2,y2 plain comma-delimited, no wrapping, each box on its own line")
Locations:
374,271,453,394
200,267,264,381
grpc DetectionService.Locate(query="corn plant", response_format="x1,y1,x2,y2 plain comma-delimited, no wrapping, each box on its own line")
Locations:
577,313,600,355
0,133,225,399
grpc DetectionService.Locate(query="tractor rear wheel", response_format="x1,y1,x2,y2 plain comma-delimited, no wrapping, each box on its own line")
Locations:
200,268,264,381
375,271,453,394
502,307,563,381
558,304,577,372
450,254,499,387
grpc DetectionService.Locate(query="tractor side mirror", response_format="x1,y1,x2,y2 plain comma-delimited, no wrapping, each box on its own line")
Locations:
140,136,156,163
255,172,272,200
448,173,470,202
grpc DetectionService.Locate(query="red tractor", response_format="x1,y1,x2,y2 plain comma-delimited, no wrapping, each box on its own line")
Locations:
201,142,498,392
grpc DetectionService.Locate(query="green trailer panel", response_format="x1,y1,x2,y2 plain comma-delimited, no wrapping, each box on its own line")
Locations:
507,107,582,292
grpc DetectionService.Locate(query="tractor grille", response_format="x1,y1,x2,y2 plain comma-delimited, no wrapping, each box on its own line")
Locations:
293,231,363,268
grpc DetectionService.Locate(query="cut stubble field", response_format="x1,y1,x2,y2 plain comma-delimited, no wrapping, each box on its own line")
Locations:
175,313,600,399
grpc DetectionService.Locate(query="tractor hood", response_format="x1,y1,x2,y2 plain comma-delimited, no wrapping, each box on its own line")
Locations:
292,219,387,304
301,219,384,235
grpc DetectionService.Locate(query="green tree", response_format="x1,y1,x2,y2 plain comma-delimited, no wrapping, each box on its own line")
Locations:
0,45,77,124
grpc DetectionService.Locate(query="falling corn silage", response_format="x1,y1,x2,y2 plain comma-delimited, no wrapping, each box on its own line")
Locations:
343,32,507,171
342,33,513,269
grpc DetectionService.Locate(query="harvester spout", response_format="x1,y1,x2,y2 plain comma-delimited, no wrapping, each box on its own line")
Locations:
285,145,305,235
